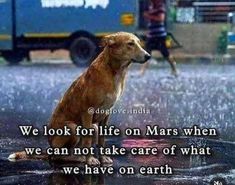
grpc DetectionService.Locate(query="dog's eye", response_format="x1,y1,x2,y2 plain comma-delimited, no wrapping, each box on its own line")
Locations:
127,42,135,46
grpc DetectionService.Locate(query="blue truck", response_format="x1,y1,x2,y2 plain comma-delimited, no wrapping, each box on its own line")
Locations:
0,0,147,66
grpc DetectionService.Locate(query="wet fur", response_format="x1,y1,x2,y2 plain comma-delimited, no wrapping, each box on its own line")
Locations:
8,32,150,165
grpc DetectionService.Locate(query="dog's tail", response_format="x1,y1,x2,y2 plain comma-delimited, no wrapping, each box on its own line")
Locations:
8,151,48,161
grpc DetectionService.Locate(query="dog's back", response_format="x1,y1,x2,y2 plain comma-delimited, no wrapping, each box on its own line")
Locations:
8,32,150,165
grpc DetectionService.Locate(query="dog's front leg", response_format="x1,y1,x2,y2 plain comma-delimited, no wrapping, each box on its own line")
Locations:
81,113,100,166
98,115,113,164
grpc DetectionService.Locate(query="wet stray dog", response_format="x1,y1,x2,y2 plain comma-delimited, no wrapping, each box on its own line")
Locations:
8,32,151,165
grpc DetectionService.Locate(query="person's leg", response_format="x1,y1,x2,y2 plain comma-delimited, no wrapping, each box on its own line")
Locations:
159,37,178,76
140,38,153,75
167,55,178,76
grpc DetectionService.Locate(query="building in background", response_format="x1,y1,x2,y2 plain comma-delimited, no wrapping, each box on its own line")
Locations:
164,0,235,56
173,0,235,23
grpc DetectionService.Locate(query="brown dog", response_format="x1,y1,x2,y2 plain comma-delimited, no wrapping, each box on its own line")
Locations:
8,32,151,165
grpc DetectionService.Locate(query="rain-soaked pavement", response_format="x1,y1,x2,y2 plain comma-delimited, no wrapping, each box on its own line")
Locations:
0,62,235,185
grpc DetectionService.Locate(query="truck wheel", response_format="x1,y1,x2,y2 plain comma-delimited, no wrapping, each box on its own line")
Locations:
69,36,98,66
2,50,27,64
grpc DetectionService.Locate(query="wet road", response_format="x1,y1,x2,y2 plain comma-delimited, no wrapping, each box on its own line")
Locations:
0,62,235,184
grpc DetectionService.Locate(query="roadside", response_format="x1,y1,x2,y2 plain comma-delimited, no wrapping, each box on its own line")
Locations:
0,50,235,65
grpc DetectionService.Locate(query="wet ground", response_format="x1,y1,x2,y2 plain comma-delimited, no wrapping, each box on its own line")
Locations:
0,62,235,184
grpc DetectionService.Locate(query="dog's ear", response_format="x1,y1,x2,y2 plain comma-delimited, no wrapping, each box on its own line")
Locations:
101,35,116,47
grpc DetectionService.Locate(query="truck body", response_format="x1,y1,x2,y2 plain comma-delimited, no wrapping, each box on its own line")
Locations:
0,0,143,65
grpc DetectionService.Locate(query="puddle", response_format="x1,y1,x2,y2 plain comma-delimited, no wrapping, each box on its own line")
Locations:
0,137,234,185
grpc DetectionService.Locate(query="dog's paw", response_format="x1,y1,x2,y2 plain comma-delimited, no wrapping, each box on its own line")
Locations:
87,156,100,166
100,155,113,164
77,155,86,163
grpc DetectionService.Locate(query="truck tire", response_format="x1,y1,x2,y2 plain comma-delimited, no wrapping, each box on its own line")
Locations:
2,50,27,64
69,36,98,67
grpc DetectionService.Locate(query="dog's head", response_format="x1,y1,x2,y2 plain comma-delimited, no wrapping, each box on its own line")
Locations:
102,32,151,64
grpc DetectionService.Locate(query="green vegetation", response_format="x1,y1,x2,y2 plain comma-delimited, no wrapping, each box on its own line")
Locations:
217,26,228,54
169,6,177,22
0,57,5,64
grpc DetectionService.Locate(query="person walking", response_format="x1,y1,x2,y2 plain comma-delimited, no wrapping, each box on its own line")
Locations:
140,0,178,76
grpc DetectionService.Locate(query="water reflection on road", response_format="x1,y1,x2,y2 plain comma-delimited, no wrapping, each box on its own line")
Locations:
1,137,235,184
0,63,235,184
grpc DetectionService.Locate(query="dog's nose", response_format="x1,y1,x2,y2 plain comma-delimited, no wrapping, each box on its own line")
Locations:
145,53,151,61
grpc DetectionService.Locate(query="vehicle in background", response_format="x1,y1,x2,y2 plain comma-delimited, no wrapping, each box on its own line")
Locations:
0,0,144,66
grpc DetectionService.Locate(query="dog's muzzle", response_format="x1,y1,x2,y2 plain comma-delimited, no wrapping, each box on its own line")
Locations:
131,53,151,64
144,53,151,61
